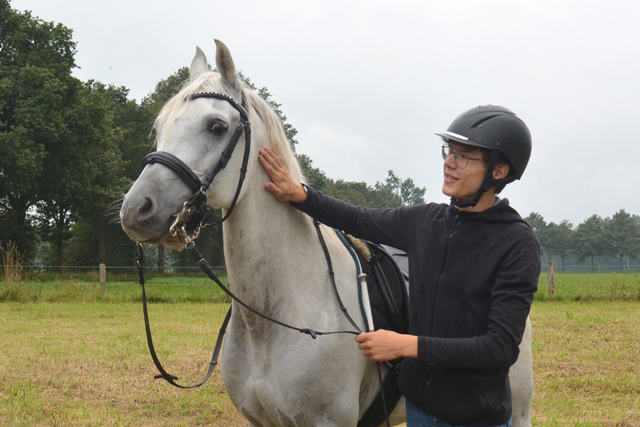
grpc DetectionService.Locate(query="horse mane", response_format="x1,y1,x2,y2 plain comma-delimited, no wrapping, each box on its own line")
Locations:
154,71,304,183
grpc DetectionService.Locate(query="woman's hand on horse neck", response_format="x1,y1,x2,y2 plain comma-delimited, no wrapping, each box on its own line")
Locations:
259,147,308,204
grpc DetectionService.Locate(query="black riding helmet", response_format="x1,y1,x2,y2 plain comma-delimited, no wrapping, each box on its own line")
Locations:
437,105,532,208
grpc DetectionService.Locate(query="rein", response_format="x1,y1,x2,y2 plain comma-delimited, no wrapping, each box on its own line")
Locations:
135,222,361,388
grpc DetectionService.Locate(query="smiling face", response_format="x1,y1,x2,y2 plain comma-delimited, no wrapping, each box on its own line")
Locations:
442,141,490,204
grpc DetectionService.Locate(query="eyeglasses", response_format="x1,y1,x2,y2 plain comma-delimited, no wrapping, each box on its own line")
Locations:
441,144,487,169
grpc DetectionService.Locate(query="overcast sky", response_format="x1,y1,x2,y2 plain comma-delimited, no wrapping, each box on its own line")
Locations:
10,0,640,225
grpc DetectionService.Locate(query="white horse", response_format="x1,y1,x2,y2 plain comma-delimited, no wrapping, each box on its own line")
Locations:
120,40,533,427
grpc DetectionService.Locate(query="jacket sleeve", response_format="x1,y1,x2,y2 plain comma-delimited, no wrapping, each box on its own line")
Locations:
418,230,540,370
292,185,420,251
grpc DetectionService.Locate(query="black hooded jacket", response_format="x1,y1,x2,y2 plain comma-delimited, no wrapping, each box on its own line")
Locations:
293,187,540,425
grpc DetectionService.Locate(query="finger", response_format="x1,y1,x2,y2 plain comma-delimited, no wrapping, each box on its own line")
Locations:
264,182,284,198
265,147,286,169
259,152,285,182
260,151,286,179
264,147,282,162
258,152,271,170
260,147,281,167
258,152,272,170
264,182,277,193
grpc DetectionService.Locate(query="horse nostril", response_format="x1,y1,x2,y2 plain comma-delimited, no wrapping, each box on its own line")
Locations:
137,197,156,222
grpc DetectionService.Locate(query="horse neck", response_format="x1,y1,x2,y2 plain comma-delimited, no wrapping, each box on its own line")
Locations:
221,177,317,300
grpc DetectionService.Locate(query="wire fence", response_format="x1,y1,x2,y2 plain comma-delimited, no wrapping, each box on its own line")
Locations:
0,264,227,277
540,264,640,273
3,264,640,277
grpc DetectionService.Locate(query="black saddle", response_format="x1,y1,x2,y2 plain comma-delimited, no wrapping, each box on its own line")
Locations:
359,242,409,334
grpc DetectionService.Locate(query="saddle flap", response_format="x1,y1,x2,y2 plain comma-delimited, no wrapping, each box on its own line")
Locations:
342,234,409,335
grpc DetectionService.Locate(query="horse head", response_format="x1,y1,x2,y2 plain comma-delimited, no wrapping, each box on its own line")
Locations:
120,40,301,249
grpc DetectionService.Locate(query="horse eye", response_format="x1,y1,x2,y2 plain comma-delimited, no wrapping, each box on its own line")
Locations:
210,122,228,135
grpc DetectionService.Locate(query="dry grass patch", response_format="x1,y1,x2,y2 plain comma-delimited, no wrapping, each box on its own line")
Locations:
530,301,640,426
0,302,245,426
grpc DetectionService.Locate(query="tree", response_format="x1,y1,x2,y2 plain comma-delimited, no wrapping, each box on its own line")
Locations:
574,214,610,271
324,180,394,208
141,67,190,116
544,220,575,271
296,154,328,192
524,212,547,259
607,209,640,270
524,212,547,235
0,2,78,260
35,80,127,270
374,170,426,206
64,82,153,268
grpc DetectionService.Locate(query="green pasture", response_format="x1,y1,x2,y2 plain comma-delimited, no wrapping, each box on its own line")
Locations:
3,270,640,304
0,273,231,304
535,271,640,302
0,272,639,426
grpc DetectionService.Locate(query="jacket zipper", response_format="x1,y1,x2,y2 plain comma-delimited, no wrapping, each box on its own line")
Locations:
427,210,460,336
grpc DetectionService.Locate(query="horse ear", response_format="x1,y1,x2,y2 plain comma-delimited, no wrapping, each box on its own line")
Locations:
214,39,236,87
190,47,209,81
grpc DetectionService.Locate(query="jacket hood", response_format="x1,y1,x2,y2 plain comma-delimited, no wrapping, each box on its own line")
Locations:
451,198,530,226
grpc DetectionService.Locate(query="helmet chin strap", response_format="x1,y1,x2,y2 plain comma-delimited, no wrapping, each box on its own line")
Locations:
450,182,489,208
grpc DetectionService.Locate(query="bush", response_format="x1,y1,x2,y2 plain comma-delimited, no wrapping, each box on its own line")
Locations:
0,241,24,283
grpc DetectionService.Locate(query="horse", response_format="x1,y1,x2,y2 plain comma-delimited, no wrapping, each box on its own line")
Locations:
120,40,533,427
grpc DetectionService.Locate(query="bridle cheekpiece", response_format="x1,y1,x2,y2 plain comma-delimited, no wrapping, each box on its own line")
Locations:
142,91,252,246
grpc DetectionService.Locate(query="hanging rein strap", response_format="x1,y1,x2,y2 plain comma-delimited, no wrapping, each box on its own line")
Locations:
313,220,362,334
136,243,231,388
136,221,362,388
185,238,361,338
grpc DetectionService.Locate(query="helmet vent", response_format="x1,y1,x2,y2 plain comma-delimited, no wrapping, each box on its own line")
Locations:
471,114,500,129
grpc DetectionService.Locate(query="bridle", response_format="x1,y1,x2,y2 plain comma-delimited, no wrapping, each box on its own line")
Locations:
135,90,392,427
136,89,363,380
143,91,252,243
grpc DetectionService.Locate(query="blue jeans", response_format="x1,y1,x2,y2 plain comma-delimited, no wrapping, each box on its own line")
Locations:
406,399,512,427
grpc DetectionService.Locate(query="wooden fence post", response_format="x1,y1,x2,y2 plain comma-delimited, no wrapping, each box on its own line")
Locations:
99,263,106,293
548,262,555,294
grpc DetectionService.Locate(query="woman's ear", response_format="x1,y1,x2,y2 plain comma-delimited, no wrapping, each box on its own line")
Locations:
493,163,510,180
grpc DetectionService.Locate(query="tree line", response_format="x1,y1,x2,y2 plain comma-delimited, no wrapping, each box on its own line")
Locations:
0,1,425,271
525,211,640,271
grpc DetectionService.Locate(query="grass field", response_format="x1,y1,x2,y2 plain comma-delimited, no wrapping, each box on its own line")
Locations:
1,272,639,426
